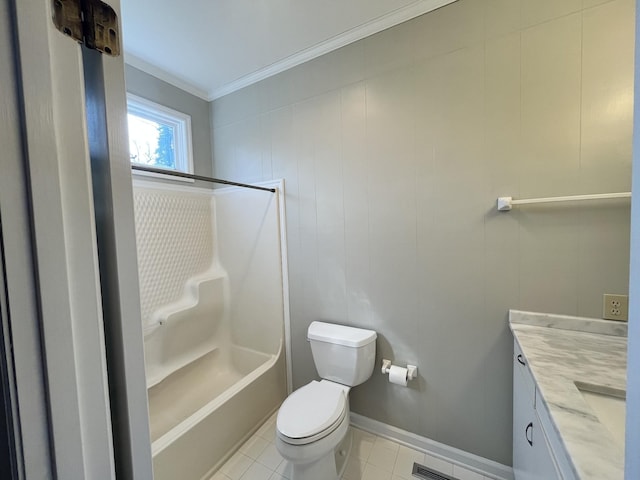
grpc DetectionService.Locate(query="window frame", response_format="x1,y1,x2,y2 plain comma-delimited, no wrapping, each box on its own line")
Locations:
126,93,194,182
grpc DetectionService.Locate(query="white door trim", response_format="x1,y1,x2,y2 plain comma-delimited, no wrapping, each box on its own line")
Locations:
0,1,53,477
6,0,151,477
11,0,116,474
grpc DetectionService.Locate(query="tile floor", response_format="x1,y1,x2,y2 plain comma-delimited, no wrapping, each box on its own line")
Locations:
209,412,496,480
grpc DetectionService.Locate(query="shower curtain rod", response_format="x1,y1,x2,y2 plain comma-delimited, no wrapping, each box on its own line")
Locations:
131,165,277,193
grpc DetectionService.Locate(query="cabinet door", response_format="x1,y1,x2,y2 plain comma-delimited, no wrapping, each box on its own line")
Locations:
513,352,561,480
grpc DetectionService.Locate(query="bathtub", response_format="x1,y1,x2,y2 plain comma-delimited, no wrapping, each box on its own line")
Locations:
150,341,287,480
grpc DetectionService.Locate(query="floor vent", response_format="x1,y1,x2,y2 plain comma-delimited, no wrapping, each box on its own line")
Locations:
411,462,457,480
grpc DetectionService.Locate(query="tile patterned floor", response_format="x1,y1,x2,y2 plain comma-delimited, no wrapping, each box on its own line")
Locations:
208,413,496,480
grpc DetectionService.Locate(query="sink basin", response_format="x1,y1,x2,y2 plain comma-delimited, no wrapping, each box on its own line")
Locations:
575,382,626,448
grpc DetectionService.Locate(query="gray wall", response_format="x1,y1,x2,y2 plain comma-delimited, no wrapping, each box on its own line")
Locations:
125,65,213,187
211,0,634,466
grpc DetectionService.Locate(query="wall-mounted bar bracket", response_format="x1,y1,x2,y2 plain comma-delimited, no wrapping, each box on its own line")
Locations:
497,196,513,211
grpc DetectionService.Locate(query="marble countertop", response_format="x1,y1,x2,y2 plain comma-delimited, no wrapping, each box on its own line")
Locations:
509,310,627,480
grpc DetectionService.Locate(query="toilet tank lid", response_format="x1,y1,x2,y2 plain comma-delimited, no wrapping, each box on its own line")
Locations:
307,321,377,347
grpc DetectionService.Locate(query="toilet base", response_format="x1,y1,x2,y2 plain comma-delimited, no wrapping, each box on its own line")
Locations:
276,410,351,480
334,428,352,478
290,453,339,480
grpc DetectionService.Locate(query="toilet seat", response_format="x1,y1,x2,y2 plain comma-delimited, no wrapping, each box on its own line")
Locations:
277,380,349,445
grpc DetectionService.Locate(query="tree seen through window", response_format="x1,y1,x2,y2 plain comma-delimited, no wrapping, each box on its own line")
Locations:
128,113,176,169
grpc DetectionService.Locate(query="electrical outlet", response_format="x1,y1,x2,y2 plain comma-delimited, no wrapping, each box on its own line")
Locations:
603,294,629,321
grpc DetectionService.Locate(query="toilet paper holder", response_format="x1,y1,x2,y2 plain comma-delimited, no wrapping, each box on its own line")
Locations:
381,359,418,381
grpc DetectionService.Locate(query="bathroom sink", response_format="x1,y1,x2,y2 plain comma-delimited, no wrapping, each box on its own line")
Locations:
575,382,626,448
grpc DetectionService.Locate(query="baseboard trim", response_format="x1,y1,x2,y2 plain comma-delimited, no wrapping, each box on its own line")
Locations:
350,413,514,480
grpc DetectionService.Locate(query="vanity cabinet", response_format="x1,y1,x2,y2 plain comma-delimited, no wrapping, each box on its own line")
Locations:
512,341,561,480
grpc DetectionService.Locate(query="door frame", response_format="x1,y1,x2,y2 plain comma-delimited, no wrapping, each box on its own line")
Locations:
0,3,53,478
4,0,153,478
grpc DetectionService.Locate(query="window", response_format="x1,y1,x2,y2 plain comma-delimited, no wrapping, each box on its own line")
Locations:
127,94,194,178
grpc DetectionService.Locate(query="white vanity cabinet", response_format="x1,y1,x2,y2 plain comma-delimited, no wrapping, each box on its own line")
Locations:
512,341,561,480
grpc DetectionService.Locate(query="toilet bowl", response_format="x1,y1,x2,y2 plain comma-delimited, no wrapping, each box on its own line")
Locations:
276,380,349,480
276,381,351,480
275,322,377,480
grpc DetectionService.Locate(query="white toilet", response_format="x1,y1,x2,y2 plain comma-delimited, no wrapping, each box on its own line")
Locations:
276,321,377,480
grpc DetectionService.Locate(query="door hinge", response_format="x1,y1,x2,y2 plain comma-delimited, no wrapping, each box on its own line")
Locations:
52,0,121,56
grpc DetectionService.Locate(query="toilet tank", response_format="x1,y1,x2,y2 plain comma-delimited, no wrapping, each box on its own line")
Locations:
307,321,377,387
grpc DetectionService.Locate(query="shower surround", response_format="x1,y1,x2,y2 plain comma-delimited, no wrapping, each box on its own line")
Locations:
133,179,288,480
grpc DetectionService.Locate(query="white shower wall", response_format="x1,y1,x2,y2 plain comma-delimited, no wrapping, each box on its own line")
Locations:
133,184,218,333
214,182,286,357
132,179,287,379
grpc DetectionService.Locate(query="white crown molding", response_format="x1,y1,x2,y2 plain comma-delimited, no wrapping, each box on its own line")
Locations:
124,52,211,101
125,0,458,102
209,0,458,99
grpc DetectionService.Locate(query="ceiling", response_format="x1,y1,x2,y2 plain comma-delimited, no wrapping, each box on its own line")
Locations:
120,0,455,100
